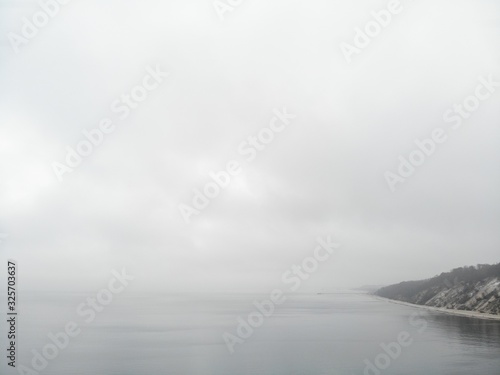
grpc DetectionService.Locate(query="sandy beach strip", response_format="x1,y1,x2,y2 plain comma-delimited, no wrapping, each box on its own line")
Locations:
371,295,500,321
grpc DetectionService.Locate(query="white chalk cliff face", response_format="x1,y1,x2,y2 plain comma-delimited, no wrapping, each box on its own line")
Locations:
413,278,500,314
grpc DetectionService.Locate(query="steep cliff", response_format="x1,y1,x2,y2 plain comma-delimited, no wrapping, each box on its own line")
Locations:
375,263,500,315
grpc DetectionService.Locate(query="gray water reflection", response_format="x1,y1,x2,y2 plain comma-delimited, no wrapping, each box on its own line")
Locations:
8,292,500,375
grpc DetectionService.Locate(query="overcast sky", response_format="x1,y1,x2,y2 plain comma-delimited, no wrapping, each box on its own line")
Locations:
0,0,499,293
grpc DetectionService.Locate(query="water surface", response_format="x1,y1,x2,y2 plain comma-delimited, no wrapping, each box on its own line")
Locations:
11,291,500,375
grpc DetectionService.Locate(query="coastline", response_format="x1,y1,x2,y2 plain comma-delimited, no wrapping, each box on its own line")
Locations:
371,294,500,321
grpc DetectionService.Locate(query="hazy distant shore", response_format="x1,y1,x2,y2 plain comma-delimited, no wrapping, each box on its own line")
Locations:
372,295,500,321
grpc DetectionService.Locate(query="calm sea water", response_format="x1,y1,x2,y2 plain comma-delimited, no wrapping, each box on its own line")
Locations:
10,291,500,375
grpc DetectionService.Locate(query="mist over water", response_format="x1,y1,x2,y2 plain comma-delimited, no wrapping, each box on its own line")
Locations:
1,1,500,374
12,291,500,375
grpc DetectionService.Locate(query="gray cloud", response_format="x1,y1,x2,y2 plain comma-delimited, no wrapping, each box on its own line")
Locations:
0,0,499,293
